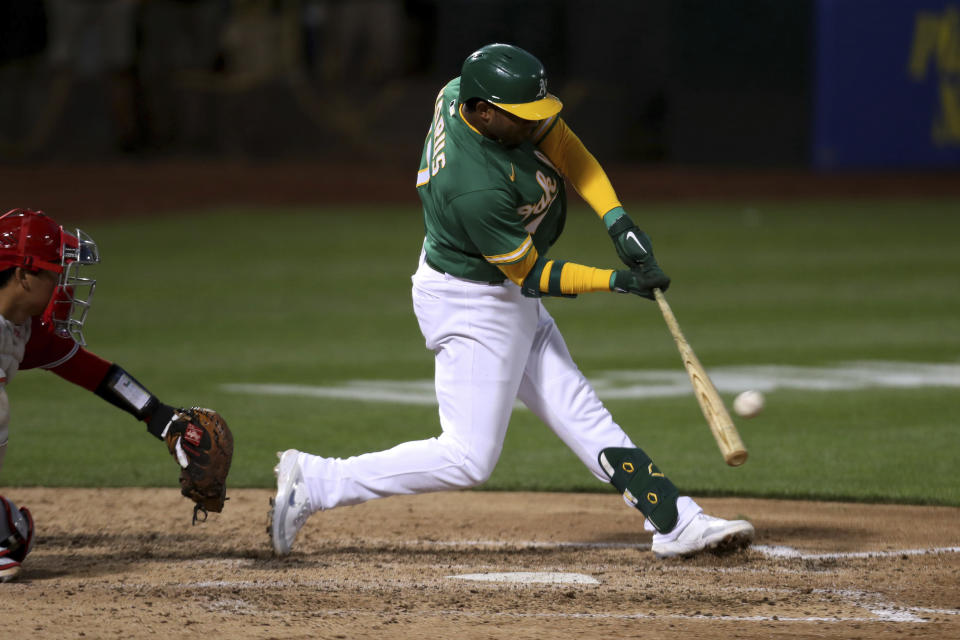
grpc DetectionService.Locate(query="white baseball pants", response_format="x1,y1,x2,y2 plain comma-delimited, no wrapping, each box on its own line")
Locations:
299,255,637,510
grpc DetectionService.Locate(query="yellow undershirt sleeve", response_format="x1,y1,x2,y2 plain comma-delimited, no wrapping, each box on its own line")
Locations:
539,260,613,295
486,237,615,295
558,262,615,294
537,118,621,219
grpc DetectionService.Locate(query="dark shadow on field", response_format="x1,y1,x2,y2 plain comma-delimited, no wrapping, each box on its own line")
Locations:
26,530,270,580
27,529,665,580
755,523,870,542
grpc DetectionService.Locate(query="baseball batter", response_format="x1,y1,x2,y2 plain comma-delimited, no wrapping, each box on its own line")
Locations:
270,44,754,559
0,208,231,583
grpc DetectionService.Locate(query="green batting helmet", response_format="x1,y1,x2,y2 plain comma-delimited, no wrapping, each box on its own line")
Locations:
459,43,562,120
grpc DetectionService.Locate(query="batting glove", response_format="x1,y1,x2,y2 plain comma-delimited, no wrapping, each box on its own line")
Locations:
611,266,671,300
606,208,655,267
606,209,670,297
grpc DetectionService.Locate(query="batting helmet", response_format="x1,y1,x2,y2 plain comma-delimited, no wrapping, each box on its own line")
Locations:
458,43,562,121
0,496,34,583
0,209,100,345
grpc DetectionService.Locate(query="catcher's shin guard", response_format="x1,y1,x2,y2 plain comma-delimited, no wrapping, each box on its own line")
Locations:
0,496,34,581
599,447,679,533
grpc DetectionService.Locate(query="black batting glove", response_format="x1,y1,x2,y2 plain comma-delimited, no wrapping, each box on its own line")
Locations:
611,267,670,300
608,211,654,267
607,211,670,296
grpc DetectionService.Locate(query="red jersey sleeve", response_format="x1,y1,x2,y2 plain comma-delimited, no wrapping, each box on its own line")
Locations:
21,317,112,392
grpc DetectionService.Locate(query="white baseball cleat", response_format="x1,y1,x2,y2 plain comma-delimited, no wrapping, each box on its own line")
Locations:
268,449,313,556
651,513,754,559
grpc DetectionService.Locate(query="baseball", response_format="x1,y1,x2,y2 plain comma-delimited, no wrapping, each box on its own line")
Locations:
733,390,765,418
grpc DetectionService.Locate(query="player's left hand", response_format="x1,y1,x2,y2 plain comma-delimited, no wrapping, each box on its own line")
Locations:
611,262,671,300
635,259,671,295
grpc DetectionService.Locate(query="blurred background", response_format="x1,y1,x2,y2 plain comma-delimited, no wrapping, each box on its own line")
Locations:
1,0,959,216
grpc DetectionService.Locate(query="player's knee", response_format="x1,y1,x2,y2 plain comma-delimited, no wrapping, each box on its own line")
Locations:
438,436,498,488
0,495,34,582
443,450,495,488
459,454,496,486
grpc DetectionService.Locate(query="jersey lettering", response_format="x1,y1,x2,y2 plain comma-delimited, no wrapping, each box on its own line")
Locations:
430,93,447,177
418,91,449,186
517,170,559,223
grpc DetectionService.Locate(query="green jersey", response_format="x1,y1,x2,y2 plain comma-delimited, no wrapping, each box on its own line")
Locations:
416,78,567,283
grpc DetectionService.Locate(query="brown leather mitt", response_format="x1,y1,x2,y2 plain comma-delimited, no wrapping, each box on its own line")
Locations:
164,407,234,523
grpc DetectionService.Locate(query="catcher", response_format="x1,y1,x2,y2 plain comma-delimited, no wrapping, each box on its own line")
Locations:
0,208,233,583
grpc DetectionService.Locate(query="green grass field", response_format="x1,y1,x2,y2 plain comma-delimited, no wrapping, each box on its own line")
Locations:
3,199,959,505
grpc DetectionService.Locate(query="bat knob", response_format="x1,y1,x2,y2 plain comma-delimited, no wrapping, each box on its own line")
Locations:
725,450,749,466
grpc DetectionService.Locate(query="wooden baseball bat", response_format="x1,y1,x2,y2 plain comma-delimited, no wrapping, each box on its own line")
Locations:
653,288,748,466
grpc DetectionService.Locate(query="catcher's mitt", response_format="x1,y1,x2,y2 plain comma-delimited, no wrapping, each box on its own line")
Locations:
164,407,234,524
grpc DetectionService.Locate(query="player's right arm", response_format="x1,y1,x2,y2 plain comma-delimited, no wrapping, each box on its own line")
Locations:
535,117,670,290
452,190,661,299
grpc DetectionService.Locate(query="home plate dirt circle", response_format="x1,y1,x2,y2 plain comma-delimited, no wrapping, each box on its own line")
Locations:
2,488,958,639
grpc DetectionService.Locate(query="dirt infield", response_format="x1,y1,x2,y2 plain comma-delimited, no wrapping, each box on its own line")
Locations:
2,488,958,639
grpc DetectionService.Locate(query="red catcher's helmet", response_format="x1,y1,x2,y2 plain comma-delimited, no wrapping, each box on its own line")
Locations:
0,209,100,345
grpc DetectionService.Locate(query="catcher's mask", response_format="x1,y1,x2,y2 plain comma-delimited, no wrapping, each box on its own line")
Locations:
458,43,563,121
0,209,100,345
